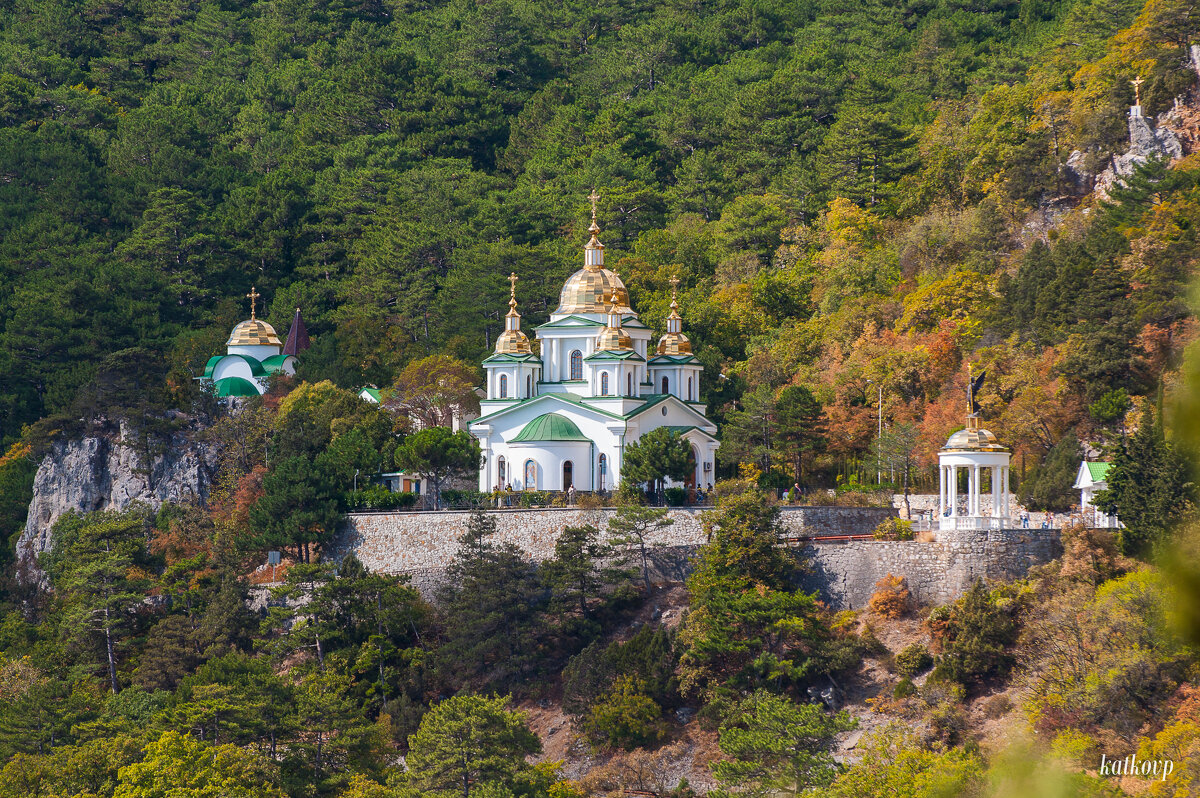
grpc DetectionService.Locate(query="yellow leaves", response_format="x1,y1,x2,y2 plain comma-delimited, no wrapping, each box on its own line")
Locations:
0,442,32,468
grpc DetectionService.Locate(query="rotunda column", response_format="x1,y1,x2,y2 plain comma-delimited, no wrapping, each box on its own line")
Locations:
991,465,999,520
949,466,958,518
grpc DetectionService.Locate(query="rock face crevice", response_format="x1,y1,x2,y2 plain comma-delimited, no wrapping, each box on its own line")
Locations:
16,422,218,582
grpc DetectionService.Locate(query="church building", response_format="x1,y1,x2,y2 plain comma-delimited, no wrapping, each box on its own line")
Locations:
469,197,718,492
199,288,308,397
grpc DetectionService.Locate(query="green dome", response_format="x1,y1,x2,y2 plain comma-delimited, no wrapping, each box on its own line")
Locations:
260,354,293,373
510,413,589,443
213,376,263,397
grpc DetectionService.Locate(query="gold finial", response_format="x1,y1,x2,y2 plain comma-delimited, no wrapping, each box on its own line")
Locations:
587,188,601,234
507,272,519,314
1132,76,1144,106
246,286,260,320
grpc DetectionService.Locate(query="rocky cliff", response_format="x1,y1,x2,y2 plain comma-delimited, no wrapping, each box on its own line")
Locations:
16,422,218,582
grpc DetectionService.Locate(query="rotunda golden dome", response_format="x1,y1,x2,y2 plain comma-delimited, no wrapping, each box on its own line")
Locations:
227,319,282,347
941,416,1007,451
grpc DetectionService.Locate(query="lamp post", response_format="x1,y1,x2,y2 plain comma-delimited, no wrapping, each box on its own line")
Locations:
867,380,883,485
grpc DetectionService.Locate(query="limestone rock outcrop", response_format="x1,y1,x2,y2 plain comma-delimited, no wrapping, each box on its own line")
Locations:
16,422,218,583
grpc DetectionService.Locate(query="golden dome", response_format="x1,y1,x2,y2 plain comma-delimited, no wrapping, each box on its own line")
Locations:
227,319,282,347
942,416,1007,451
496,272,533,355
656,277,691,354
556,266,632,315
597,325,633,351
496,329,532,355
555,195,633,315
657,332,692,355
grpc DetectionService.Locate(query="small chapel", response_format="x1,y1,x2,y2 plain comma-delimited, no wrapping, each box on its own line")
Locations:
199,288,309,397
469,194,719,492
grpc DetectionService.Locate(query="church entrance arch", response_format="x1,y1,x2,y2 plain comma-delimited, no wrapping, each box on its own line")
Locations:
563,460,573,490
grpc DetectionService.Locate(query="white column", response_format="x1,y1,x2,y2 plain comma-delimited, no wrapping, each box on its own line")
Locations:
938,465,945,517
949,466,958,517
991,466,999,519
1004,466,1011,518
972,465,981,517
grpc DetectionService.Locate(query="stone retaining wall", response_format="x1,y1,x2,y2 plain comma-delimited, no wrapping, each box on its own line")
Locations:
335,505,897,574
334,506,1059,608
798,528,1061,609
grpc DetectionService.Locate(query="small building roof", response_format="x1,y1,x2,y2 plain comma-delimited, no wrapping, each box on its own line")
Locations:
510,413,590,443
359,387,382,403
1074,461,1111,489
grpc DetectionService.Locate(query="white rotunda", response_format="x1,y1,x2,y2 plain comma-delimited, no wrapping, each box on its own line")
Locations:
938,412,1012,530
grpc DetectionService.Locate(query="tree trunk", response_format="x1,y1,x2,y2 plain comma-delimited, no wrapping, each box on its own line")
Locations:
104,613,118,694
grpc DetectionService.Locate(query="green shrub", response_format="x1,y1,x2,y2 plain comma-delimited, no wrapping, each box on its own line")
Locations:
873,517,914,541
345,486,418,510
934,580,1018,685
664,487,689,506
518,490,553,508
582,676,665,750
440,489,487,508
895,643,933,677
894,677,918,699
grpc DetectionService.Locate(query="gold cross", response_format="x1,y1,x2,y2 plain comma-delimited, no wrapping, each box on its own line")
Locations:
1132,76,1144,106
246,286,260,319
508,271,518,298
588,188,600,224
670,274,680,297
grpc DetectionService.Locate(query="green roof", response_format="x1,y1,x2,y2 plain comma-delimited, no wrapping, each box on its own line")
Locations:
219,353,267,377
202,355,222,378
648,353,701,365
482,352,542,364
359,386,382,402
536,315,605,330
510,413,590,443
584,349,645,362
260,354,292,372
213,376,262,397
1085,462,1111,482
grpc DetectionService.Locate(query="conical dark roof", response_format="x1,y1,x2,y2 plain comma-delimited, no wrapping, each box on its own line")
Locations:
283,308,310,356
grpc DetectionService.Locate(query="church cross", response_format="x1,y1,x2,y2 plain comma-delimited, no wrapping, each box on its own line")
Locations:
669,274,680,299
1131,76,1144,106
508,271,518,298
588,188,600,225
246,286,260,320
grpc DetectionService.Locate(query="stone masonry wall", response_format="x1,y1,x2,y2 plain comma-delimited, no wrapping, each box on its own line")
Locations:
334,506,1059,607
798,528,1061,609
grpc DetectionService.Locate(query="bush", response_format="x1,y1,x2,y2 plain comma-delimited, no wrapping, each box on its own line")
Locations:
582,676,665,750
869,574,911,619
577,493,605,510
873,517,914,541
440,489,488,508
663,487,689,506
345,486,418,510
894,677,918,699
518,490,553,507
895,643,933,677
934,580,1018,685
981,693,1012,719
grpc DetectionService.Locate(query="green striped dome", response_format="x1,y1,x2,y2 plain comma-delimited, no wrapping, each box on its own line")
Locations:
213,376,263,397
510,413,589,443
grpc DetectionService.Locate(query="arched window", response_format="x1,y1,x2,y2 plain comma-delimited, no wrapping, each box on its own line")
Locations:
600,372,609,396
524,459,537,490
499,374,508,398
526,374,532,397
687,376,693,400
627,373,633,396
661,376,669,394
570,350,583,380
497,456,506,487
598,453,607,488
